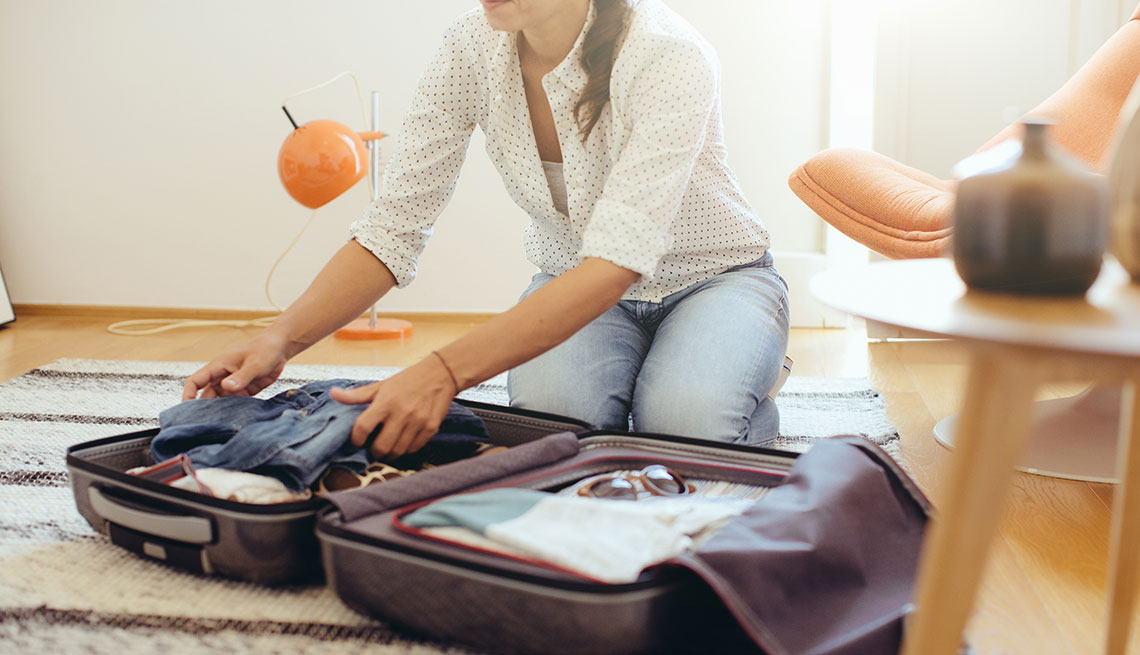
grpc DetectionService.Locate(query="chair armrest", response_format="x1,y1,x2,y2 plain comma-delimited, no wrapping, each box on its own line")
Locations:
788,148,954,259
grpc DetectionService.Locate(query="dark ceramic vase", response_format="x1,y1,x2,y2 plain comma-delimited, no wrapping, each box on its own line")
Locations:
951,119,1108,295
1109,79,1140,282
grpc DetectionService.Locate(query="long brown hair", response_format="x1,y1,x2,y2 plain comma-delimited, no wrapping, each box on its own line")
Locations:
574,0,631,143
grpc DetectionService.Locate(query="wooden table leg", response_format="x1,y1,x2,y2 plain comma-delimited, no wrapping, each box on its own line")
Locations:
902,349,1041,655
1106,378,1140,654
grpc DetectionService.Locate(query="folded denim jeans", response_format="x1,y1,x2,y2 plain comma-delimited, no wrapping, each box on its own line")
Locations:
151,379,490,492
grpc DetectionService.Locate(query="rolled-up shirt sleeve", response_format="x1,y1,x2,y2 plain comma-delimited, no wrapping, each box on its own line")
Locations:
349,15,483,288
578,38,718,280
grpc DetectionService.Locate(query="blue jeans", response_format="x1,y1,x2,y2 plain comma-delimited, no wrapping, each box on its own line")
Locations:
151,380,491,492
508,253,791,446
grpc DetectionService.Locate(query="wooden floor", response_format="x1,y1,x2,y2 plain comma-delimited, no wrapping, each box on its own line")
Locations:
0,310,1125,653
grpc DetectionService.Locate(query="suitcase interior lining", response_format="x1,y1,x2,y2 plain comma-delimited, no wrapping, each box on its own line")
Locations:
329,444,791,588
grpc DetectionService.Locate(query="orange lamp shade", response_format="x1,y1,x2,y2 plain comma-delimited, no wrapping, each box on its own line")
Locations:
278,120,373,209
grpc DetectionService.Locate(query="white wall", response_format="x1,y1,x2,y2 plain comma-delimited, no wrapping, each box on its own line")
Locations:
874,0,1131,176
0,0,534,312
0,0,829,313
5,0,1125,315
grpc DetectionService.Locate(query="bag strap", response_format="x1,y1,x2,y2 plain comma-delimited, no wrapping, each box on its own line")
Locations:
328,431,581,522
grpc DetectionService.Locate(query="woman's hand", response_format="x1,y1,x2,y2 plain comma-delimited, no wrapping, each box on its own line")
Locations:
182,333,289,401
330,354,459,460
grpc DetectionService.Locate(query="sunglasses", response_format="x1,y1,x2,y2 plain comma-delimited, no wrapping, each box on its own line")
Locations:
571,465,694,501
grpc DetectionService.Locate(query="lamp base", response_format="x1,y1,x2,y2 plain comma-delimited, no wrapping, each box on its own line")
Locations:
334,317,413,340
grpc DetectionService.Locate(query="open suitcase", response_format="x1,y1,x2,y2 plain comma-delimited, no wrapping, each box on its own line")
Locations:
316,430,931,655
65,399,592,584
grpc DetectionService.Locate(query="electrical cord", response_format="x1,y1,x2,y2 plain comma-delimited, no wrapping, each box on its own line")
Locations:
107,72,374,337
105,208,319,335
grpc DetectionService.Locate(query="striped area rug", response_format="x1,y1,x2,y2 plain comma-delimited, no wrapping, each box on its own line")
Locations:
0,358,898,653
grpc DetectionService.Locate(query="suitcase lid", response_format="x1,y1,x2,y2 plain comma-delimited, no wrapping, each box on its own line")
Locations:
673,436,929,655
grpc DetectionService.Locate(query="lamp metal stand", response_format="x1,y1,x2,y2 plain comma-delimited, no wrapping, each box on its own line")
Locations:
335,90,414,341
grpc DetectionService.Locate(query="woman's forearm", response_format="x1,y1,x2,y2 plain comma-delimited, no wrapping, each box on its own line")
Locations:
266,240,399,358
435,257,640,389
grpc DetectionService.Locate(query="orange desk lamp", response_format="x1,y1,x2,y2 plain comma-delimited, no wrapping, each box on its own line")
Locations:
104,74,412,340
278,80,412,340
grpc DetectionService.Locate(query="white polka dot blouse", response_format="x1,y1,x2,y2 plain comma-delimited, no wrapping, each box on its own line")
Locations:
350,0,771,302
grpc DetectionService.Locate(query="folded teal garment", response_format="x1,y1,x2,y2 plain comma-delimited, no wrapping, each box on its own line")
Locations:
403,488,549,533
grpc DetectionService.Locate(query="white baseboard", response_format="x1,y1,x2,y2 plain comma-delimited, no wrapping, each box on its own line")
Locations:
770,250,850,328
865,319,946,340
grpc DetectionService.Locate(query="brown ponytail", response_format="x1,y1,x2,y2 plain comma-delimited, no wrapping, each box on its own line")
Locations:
574,0,631,143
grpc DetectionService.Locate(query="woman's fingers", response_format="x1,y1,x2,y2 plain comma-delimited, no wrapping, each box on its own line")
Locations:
346,395,447,460
330,382,380,406
259,361,286,393
248,373,280,397
335,360,459,459
368,418,404,459
183,341,288,401
369,397,447,459
381,415,432,460
359,408,410,459
345,388,386,448
404,423,441,458
220,358,272,395
183,363,228,400
405,395,452,455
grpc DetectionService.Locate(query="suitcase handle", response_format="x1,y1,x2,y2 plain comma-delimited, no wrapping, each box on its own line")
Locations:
89,487,214,544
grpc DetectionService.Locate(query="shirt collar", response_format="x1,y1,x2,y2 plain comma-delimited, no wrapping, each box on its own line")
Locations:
545,0,594,93
489,1,595,95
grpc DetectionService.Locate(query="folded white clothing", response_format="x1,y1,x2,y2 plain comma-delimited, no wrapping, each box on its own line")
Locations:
169,468,311,503
404,488,752,583
128,456,311,504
